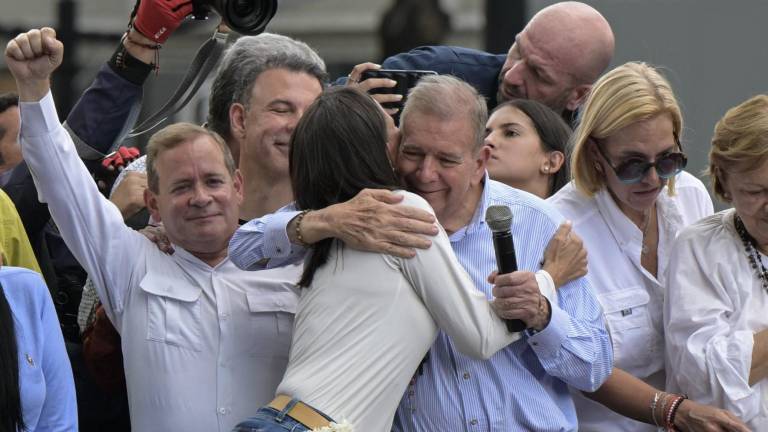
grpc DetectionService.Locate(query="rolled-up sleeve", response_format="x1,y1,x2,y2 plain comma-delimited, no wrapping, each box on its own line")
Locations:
229,204,305,270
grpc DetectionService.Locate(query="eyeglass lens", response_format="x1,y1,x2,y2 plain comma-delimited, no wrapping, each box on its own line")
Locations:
616,153,687,183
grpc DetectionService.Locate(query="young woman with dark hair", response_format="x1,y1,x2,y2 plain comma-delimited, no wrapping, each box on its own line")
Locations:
485,98,572,198
233,87,519,432
290,86,401,289
0,266,77,431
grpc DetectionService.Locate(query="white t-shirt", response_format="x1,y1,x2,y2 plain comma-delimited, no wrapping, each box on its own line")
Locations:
276,191,521,431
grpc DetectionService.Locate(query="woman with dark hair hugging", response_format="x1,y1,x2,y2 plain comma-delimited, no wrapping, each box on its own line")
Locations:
0,265,77,431
232,87,519,432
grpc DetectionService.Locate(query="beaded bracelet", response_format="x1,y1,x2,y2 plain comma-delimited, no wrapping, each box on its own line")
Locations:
295,210,311,247
665,394,687,431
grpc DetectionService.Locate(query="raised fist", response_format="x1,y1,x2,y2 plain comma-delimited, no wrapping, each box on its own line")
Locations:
5,27,63,100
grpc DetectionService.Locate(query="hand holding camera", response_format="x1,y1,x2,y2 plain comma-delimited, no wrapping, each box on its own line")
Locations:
133,0,194,44
132,0,278,43
347,63,401,115
347,62,437,124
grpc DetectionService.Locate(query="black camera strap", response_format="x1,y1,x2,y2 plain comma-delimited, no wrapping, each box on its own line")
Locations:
123,28,236,139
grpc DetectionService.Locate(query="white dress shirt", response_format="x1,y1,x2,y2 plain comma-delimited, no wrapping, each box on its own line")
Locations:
277,191,522,432
20,92,300,432
665,209,768,430
548,172,713,431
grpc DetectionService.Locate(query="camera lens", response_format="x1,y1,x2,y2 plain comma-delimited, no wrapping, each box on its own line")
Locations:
224,0,278,35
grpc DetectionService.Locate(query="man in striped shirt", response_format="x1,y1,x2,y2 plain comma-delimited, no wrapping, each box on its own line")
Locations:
231,75,612,431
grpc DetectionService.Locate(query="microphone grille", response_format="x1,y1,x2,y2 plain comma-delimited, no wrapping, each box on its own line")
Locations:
485,205,513,233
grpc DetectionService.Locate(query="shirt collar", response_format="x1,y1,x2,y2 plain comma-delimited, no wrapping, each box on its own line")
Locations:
449,172,490,242
594,184,685,252
171,244,231,271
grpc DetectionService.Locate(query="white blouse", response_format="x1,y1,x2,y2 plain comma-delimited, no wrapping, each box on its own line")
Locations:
665,209,768,430
548,172,713,431
276,191,523,432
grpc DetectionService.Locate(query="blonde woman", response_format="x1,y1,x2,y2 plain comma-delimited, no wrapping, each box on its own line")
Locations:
549,62,746,431
665,94,768,430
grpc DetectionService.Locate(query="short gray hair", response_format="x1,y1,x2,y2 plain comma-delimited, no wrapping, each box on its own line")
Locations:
206,33,328,142
400,75,488,152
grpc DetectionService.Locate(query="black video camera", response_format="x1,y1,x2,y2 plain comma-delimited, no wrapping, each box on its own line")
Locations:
193,0,278,35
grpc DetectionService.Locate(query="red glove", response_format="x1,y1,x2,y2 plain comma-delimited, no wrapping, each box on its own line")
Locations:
101,146,141,172
132,0,194,44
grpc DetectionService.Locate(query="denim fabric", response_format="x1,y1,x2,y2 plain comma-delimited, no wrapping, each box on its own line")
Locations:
233,399,334,432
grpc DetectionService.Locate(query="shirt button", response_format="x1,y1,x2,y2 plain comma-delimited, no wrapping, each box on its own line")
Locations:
218,407,227,415
531,341,539,346
276,247,282,253
276,300,284,308
470,419,478,426
463,372,470,380
220,312,229,320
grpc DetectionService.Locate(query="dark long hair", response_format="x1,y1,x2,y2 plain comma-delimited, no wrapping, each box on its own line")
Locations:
0,283,25,432
496,99,573,196
290,87,401,287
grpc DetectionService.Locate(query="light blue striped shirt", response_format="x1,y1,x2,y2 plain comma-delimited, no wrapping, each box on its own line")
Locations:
229,177,613,431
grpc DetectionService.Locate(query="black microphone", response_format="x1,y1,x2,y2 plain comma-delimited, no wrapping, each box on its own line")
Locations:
485,205,526,332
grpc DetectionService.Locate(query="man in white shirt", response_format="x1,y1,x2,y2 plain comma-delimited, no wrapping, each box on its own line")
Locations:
6,28,298,432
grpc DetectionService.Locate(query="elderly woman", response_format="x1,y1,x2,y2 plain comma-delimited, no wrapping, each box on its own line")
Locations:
665,94,768,430
484,98,572,198
549,62,747,431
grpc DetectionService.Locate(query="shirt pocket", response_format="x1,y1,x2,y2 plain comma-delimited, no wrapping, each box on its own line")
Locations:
598,287,662,375
140,274,203,352
246,292,295,359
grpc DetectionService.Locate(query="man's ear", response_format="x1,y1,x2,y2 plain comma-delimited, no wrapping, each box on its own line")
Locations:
144,188,162,223
229,103,248,140
565,84,592,112
232,169,244,205
472,145,491,185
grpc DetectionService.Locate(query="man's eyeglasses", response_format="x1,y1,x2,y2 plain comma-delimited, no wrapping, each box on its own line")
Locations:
593,135,688,184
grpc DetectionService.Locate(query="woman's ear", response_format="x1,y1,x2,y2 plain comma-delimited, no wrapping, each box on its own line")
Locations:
587,137,604,175
542,150,565,175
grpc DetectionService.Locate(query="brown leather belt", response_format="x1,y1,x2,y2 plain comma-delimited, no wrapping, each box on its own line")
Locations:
267,395,331,429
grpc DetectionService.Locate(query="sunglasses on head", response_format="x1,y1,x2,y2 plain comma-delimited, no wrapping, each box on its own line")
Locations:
592,135,688,184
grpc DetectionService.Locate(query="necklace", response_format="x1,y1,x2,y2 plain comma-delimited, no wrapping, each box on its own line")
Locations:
734,214,768,292
640,207,654,255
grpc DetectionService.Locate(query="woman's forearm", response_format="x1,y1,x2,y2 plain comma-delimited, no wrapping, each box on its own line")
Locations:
583,367,657,423
749,328,768,386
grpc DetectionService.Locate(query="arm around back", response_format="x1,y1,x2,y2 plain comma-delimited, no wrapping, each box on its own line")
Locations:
397,192,519,359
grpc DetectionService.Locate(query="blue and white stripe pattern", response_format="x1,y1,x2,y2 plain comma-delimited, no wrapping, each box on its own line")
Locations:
391,178,612,432
230,176,613,432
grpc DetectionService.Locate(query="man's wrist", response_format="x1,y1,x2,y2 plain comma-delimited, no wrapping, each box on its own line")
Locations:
124,28,159,64
108,33,154,85
530,295,552,331
17,81,51,103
